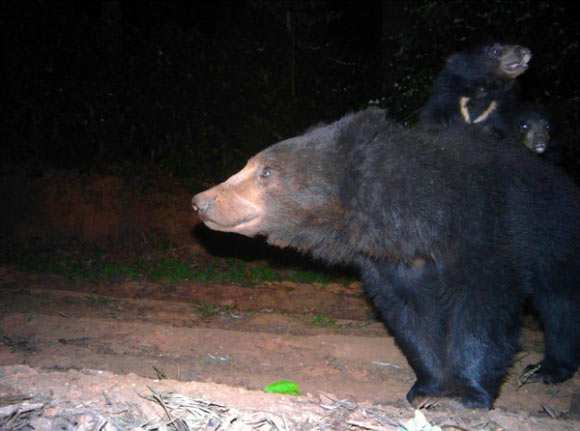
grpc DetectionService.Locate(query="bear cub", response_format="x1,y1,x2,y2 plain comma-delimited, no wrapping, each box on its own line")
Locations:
417,42,532,135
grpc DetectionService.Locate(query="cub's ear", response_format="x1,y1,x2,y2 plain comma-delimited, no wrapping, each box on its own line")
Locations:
364,106,387,120
445,53,462,66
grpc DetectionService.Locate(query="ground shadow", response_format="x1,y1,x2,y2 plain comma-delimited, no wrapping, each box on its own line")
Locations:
192,223,356,279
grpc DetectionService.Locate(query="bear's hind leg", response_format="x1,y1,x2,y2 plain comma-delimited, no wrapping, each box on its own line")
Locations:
527,289,580,383
446,268,523,409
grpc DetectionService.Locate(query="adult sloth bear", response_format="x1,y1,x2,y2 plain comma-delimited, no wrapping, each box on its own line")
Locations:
192,108,580,409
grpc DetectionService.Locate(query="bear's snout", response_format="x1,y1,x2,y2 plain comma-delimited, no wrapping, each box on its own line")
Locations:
192,193,215,217
191,179,263,235
533,138,547,153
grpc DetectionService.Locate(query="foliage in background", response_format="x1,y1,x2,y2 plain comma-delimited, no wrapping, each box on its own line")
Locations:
1,0,579,181
0,1,380,183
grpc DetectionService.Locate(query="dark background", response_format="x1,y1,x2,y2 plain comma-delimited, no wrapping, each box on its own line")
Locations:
1,0,579,183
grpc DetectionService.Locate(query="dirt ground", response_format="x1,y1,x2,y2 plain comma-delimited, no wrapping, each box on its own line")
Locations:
1,268,580,430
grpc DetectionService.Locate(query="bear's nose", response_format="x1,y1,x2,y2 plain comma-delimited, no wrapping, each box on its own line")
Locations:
192,194,215,216
519,47,532,63
534,138,548,153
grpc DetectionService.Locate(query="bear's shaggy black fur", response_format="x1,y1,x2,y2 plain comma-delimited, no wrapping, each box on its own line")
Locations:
417,42,531,135
193,108,580,409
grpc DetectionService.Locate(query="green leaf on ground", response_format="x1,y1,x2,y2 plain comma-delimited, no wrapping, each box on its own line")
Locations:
263,380,301,396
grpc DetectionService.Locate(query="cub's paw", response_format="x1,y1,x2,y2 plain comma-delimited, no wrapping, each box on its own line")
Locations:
521,362,575,385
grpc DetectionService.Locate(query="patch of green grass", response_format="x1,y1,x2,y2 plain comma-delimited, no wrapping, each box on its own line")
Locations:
1,251,141,283
191,259,281,284
219,258,248,283
98,263,128,281
1,246,348,288
190,302,238,318
287,268,331,286
249,263,279,282
221,259,279,283
43,258,86,279
148,258,194,282
301,313,342,328
124,258,149,279
192,303,220,317
191,261,217,282
87,293,119,305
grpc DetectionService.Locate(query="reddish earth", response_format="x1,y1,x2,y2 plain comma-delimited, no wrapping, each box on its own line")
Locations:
1,171,580,429
1,269,580,430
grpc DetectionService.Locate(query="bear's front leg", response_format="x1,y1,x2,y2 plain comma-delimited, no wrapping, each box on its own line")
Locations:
360,259,447,404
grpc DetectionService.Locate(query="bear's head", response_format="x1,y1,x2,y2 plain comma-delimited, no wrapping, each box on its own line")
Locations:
192,107,427,263
447,42,532,82
486,42,532,79
191,112,357,251
514,106,551,154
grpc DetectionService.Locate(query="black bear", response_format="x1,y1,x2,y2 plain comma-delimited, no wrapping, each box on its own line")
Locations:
417,42,532,134
509,104,552,154
501,104,568,166
192,108,580,409
511,105,552,154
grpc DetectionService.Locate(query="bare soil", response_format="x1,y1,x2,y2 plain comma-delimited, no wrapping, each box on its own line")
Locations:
1,269,579,430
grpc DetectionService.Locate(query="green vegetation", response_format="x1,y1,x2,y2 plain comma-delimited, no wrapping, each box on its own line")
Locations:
195,258,279,284
300,313,342,328
86,293,120,306
287,268,331,287
190,302,238,318
0,249,347,287
192,303,220,318
149,259,194,283
99,263,132,282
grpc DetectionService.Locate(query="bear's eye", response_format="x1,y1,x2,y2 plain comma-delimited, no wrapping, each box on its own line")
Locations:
519,121,529,132
260,167,271,179
545,123,551,133
489,44,502,57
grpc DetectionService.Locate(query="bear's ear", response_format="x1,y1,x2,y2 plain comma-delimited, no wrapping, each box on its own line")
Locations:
365,106,387,118
443,53,465,71
445,53,460,65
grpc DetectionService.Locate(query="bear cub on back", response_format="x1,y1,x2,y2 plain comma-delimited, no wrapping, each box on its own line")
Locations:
193,108,580,409
417,42,531,136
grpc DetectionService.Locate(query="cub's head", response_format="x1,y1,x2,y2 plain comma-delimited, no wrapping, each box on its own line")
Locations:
485,42,532,79
446,42,532,81
515,107,551,154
